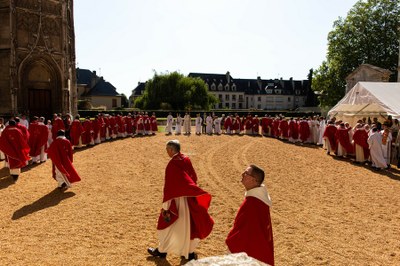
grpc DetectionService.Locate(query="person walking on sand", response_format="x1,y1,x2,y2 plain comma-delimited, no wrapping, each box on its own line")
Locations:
46,130,81,190
147,140,214,261
226,164,274,265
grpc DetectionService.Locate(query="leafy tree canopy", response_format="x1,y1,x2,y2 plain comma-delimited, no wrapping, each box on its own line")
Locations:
313,0,400,107
134,71,217,110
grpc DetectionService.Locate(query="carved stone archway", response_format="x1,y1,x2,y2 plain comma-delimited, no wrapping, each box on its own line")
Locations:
18,58,61,117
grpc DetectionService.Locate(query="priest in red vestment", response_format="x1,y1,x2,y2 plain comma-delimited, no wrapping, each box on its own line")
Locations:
70,115,84,148
0,120,30,181
28,116,49,163
352,124,370,163
148,140,214,261
51,114,65,140
335,123,354,156
226,165,274,265
323,121,337,154
46,130,81,190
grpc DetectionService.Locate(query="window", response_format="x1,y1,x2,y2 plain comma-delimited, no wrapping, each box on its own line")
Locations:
239,103,243,109
232,84,236,91
232,103,236,109
257,104,261,109
288,97,291,102
112,99,117,108
258,96,261,101
211,83,216,90
219,94,223,100
225,84,230,91
225,102,229,108
232,95,236,101
239,95,243,101
218,84,223,91
225,94,230,101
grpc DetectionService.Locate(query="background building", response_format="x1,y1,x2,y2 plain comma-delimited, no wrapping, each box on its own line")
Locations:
0,0,77,117
76,68,122,110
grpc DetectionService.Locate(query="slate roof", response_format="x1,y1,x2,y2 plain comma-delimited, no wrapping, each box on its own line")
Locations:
131,82,146,97
82,78,120,97
77,68,121,97
188,72,310,96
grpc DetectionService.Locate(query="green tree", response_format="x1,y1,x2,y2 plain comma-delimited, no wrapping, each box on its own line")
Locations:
120,93,129,108
133,71,217,110
313,0,400,107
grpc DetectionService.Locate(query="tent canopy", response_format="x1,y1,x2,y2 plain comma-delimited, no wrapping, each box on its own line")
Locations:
328,82,400,125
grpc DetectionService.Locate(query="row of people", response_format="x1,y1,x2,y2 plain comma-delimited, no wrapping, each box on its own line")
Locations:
0,117,81,189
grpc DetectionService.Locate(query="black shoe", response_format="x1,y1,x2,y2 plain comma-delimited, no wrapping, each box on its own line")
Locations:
59,182,68,191
147,247,167,258
188,252,197,261
11,175,19,182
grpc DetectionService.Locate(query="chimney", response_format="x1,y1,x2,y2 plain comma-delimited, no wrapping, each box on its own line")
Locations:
226,71,231,84
257,76,262,89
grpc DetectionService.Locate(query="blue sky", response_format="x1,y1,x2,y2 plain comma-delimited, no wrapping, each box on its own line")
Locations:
74,0,358,97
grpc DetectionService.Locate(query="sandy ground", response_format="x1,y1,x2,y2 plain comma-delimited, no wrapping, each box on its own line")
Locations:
1,129,400,265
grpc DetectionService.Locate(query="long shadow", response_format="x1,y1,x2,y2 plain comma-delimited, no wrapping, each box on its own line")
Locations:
333,156,400,181
0,171,14,190
12,188,75,220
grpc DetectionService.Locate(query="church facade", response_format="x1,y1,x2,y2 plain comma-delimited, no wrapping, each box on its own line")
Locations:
0,0,77,117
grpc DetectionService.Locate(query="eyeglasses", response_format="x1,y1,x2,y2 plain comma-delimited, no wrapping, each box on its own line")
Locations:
242,171,254,178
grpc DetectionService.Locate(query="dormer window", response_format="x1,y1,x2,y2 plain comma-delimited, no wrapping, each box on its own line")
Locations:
266,89,273,94
295,90,300,95
275,89,281,94
218,83,223,91
232,84,236,91
211,83,216,90
225,84,230,91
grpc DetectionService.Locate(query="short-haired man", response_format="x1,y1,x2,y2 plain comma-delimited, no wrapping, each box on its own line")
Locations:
226,165,274,265
148,140,214,261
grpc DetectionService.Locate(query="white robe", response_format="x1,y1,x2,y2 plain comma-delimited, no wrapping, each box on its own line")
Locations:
175,117,182,134
206,116,213,134
195,117,202,134
166,115,173,134
158,197,199,259
183,115,191,134
368,132,387,168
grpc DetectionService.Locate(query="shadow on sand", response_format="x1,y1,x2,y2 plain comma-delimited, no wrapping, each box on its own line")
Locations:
12,188,75,220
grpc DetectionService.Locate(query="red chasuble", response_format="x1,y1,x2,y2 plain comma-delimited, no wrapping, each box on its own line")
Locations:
323,125,337,151
335,127,354,153
46,137,81,183
157,152,214,240
28,122,49,157
353,128,369,158
226,196,274,265
51,118,65,140
298,120,310,142
70,120,84,146
0,126,30,168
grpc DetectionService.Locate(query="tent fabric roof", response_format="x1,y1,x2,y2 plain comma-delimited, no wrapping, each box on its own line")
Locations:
328,82,400,122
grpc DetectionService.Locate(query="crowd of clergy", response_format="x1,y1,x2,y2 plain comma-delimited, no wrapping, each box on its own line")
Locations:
166,112,400,170
0,112,159,181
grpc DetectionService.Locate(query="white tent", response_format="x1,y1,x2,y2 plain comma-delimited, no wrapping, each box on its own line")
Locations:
328,82,400,126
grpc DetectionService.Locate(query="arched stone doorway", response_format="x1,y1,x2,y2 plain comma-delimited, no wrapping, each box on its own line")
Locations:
19,59,61,117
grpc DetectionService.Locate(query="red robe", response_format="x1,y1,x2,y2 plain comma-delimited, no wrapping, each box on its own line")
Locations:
0,126,30,169
288,120,298,139
224,117,232,131
28,122,48,157
82,120,93,144
46,137,81,183
298,120,310,142
279,120,289,138
323,125,337,151
51,117,65,140
226,196,274,265
150,115,158,132
353,128,370,159
70,120,84,146
252,117,260,134
157,152,214,240
335,127,354,154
